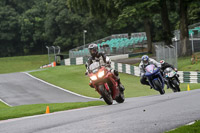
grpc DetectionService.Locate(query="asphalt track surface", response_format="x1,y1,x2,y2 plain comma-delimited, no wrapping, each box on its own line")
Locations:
1,89,200,133
0,72,98,106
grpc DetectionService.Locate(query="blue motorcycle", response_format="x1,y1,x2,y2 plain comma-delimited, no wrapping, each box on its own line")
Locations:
145,64,165,95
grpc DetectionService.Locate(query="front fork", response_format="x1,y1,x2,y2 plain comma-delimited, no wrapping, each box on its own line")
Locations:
104,83,110,91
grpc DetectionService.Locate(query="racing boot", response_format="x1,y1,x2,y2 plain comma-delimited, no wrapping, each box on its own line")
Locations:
113,69,125,92
117,78,125,92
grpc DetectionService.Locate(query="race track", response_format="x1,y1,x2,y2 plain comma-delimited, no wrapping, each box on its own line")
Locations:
1,89,200,133
0,73,98,106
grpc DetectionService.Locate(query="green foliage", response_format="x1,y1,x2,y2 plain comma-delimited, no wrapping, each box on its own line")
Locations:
0,5,20,57
0,0,199,57
188,1,200,24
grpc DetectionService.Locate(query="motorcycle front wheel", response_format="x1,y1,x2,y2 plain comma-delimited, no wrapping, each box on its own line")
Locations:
172,79,181,92
98,84,113,105
154,80,165,95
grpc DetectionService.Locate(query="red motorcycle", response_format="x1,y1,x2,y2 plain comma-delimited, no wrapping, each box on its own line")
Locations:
88,62,125,105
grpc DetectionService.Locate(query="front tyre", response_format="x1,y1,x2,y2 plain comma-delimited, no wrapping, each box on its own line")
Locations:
98,84,113,105
154,80,165,95
172,79,181,92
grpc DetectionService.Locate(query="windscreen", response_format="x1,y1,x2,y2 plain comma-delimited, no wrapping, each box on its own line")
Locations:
164,67,173,73
145,64,155,73
89,62,100,71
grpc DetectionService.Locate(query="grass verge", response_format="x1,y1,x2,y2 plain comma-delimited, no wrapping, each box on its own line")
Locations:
166,120,200,133
0,101,9,109
0,55,49,74
0,101,105,120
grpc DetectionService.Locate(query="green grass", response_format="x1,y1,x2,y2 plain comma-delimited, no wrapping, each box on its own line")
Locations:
30,65,200,98
0,101,9,109
0,55,49,74
167,120,200,133
178,56,200,71
0,101,105,120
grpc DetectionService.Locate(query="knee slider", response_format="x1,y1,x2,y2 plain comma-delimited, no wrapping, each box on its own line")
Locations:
114,70,119,76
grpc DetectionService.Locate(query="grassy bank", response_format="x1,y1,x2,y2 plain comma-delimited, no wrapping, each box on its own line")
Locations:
30,65,200,98
0,55,49,74
0,101,105,120
178,56,200,71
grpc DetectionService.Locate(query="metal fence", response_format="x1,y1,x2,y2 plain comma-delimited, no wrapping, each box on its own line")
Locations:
172,39,200,58
155,32,200,68
46,46,60,63
155,42,178,68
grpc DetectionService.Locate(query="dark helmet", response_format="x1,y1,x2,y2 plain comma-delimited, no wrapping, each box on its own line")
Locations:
88,43,98,57
141,55,149,65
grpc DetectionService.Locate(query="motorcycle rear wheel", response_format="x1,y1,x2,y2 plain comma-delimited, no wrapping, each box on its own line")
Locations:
154,80,165,95
99,84,113,105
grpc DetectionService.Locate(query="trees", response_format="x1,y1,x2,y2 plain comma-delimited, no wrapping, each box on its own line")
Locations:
0,0,199,57
67,0,173,53
0,5,20,57
179,0,189,56
159,0,172,45
45,0,109,51
116,0,159,53
20,1,47,55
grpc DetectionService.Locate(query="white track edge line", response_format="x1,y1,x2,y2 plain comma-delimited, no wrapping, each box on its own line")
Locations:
23,72,99,100
0,99,12,107
186,121,195,125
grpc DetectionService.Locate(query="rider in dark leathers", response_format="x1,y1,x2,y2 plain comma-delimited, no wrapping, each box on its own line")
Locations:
85,43,125,92
159,60,178,88
160,60,176,72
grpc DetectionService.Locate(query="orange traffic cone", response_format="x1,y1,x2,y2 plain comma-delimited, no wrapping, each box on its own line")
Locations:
53,61,56,67
45,106,50,114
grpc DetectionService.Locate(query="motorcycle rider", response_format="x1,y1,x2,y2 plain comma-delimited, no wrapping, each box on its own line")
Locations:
85,43,125,92
159,60,178,89
159,60,177,72
139,55,161,88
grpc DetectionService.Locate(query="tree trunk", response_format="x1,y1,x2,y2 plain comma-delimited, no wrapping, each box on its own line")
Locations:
179,0,191,56
144,18,152,53
160,0,172,45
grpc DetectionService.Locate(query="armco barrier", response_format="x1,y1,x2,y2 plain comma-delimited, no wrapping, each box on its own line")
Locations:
64,57,88,65
63,52,148,65
111,62,200,83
